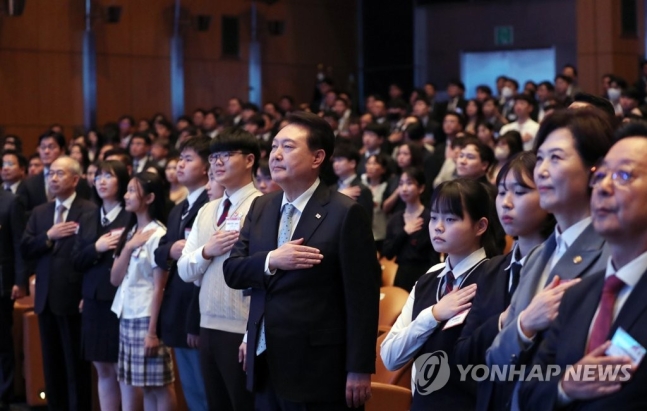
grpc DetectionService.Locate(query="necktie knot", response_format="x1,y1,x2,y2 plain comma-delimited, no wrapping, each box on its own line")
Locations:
217,198,232,226
278,204,296,247
102,217,110,227
444,271,455,296
603,274,625,295
181,200,190,219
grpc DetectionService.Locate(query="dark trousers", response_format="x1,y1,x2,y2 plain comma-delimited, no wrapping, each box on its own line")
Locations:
254,354,358,411
199,327,254,411
0,296,14,403
37,305,90,411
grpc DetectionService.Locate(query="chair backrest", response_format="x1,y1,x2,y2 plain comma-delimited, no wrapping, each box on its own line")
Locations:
380,257,398,287
373,332,412,388
378,286,409,330
365,382,412,411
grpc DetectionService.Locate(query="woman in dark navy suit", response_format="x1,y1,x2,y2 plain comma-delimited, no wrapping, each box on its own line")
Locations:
72,160,132,411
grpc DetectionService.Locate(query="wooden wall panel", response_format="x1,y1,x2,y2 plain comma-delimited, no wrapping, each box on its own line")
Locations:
0,0,358,154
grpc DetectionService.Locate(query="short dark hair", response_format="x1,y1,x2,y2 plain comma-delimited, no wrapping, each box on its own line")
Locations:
387,98,408,110
401,166,425,187
3,135,23,152
38,131,66,150
323,111,340,122
563,64,578,77
444,111,465,127
555,74,573,84
332,143,360,165
242,102,259,112
448,79,465,91
621,87,641,101
404,121,425,141
130,132,152,146
461,136,495,170
497,131,524,157
476,85,493,96
103,147,133,168
506,78,520,90
210,128,261,173
286,111,335,165
364,122,389,139
572,92,616,124
614,119,647,140
179,135,211,165
538,81,555,92
279,95,295,105
513,94,535,106
2,150,27,171
533,108,613,168
246,114,266,129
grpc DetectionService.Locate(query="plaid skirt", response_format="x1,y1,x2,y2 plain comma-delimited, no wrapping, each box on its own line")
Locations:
117,317,174,387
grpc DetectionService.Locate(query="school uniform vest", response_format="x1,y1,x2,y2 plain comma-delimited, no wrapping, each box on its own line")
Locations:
410,259,488,411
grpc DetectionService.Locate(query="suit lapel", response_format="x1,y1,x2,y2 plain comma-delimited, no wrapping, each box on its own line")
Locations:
290,184,330,245
179,191,209,234
549,223,605,282
563,273,606,364
515,234,557,309
612,268,647,335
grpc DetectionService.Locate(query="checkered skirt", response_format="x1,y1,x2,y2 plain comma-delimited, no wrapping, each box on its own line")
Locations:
117,317,174,387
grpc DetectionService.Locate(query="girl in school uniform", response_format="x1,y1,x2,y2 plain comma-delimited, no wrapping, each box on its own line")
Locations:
454,151,555,410
72,160,132,411
110,171,176,411
381,177,499,411
382,167,439,292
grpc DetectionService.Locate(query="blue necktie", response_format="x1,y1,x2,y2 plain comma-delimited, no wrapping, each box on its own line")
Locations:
257,203,295,355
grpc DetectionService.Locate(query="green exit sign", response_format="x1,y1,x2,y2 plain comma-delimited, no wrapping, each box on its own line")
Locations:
495,26,514,46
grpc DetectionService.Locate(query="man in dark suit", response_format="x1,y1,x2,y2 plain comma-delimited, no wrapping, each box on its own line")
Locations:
331,143,374,224
16,132,92,214
128,132,157,175
0,189,27,410
520,130,647,410
223,112,380,410
21,156,96,411
1,150,27,194
155,136,211,411
444,79,467,115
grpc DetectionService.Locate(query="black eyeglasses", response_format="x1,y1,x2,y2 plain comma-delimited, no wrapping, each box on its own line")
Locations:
208,151,245,164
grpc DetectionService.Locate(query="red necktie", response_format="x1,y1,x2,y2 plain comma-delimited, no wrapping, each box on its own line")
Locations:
443,271,455,297
587,275,625,353
217,198,232,226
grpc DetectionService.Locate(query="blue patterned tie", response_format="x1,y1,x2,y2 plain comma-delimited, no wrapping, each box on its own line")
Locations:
256,203,295,355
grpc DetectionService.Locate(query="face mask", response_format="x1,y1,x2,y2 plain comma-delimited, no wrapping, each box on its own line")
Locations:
495,146,510,161
607,88,621,102
502,86,513,98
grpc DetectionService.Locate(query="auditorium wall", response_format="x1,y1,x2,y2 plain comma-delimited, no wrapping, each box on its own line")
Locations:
0,0,357,152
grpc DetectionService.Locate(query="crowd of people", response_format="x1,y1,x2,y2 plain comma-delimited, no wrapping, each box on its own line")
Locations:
0,62,647,411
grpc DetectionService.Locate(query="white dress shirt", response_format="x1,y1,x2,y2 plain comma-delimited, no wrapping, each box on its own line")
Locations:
186,187,206,212
518,217,592,343
264,179,320,275
557,251,647,405
111,220,166,319
380,248,487,373
3,181,19,194
101,204,123,226
53,192,77,224
499,119,540,151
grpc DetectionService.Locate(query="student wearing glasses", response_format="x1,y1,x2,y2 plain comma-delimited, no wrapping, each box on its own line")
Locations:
178,129,262,411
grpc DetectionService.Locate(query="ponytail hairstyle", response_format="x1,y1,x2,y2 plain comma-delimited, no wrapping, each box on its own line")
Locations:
430,177,498,257
115,171,168,257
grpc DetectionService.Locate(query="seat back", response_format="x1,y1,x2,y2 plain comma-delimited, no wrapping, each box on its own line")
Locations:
365,382,412,411
373,333,413,388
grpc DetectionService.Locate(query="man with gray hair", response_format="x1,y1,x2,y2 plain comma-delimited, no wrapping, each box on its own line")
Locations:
21,156,96,411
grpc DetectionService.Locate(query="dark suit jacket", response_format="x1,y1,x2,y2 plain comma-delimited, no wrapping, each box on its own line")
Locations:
0,190,28,295
487,224,609,410
155,190,209,348
17,171,92,214
21,196,96,315
520,270,647,411
455,253,514,411
223,183,380,402
72,208,131,301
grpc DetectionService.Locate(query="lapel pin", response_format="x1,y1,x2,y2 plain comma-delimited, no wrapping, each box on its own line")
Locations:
315,213,321,219
573,256,583,264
